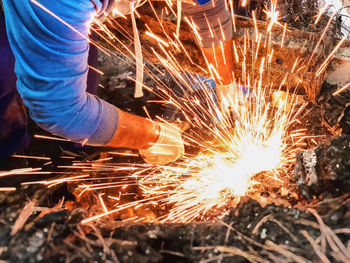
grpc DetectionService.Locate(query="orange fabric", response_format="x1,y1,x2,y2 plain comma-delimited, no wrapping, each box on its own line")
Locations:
202,40,234,86
105,108,160,150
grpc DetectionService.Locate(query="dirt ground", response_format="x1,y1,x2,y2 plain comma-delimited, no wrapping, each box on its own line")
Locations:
0,186,349,262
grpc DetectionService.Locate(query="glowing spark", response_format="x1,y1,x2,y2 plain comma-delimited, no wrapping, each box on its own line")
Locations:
0,168,42,178
264,0,282,31
281,23,287,48
316,37,346,77
88,65,104,75
27,0,328,225
252,11,259,41
112,9,127,19
316,3,330,24
333,82,350,96
11,155,51,161
0,187,16,192
23,174,90,187
98,194,109,213
34,134,70,142
229,0,236,32
81,195,166,224
232,40,239,63
260,57,265,74
82,139,88,147
108,151,140,157
145,31,170,47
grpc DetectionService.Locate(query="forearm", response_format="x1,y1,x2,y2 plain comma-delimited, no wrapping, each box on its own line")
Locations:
182,0,234,85
30,94,158,149
105,109,159,149
27,92,119,145
202,39,234,85
3,0,120,145
182,0,232,49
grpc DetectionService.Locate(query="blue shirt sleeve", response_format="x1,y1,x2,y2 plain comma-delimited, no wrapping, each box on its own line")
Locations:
2,0,119,145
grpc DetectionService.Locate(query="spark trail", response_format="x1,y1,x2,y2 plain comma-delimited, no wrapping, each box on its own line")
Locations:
77,0,309,223
25,0,346,223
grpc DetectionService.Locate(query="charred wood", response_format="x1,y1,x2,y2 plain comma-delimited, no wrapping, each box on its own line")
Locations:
295,134,350,199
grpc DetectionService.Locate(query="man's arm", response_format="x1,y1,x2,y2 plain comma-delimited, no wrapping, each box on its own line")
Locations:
3,0,185,165
3,0,119,145
182,0,234,85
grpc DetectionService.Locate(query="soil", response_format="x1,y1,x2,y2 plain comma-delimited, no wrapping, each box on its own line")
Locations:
1,186,349,263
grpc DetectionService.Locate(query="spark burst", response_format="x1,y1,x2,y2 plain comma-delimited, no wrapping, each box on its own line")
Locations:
25,0,346,223
79,0,310,223
118,76,306,223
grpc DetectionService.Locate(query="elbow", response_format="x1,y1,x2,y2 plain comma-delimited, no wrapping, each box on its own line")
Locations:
27,94,96,143
34,116,83,143
18,79,118,146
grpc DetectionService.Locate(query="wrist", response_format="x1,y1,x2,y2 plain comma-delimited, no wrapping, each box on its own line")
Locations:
105,108,160,150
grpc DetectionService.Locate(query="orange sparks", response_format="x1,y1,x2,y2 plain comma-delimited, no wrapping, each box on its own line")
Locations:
264,0,282,32
98,194,109,213
24,0,344,225
281,23,287,48
34,134,70,142
316,37,346,77
0,187,16,192
316,3,330,24
145,31,170,47
88,65,104,75
252,11,259,42
81,139,89,147
11,155,51,161
241,0,248,7
333,82,350,96
0,168,42,178
108,151,140,157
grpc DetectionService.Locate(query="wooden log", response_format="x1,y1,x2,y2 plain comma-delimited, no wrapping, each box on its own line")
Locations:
294,134,350,199
105,9,350,101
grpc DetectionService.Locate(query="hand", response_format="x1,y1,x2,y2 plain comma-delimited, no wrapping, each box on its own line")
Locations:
139,122,189,166
111,0,140,17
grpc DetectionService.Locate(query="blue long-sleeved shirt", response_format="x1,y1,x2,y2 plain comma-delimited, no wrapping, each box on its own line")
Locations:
2,0,231,146
3,0,118,145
